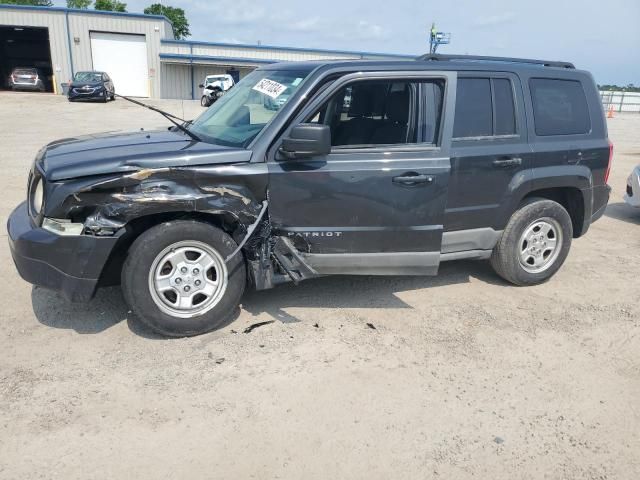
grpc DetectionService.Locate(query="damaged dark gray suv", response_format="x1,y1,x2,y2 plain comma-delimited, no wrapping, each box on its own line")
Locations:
8,55,612,336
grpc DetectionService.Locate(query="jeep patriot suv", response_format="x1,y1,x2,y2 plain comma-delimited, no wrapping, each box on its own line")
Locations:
8,54,612,336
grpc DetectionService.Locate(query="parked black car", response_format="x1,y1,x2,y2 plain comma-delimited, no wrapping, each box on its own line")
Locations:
9,67,48,92
8,55,612,337
68,71,115,102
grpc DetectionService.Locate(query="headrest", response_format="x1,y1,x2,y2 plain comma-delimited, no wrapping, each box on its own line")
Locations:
386,90,409,123
347,88,373,117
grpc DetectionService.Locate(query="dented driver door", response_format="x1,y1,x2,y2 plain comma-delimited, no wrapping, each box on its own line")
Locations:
266,71,456,276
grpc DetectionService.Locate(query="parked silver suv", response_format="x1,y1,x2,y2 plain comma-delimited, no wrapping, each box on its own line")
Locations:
9,67,47,92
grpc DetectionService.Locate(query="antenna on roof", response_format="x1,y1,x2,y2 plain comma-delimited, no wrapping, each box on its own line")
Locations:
429,22,451,54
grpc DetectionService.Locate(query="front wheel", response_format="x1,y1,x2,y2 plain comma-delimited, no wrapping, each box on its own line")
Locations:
490,198,573,286
121,221,246,337
200,95,210,107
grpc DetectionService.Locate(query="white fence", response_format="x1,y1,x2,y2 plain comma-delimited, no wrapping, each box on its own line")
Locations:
600,90,640,113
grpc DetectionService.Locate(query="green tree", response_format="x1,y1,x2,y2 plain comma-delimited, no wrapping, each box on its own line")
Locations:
94,0,126,12
144,3,190,39
67,0,92,8
1,0,53,6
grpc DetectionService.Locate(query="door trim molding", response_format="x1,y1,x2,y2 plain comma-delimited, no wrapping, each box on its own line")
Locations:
441,228,502,253
303,251,440,276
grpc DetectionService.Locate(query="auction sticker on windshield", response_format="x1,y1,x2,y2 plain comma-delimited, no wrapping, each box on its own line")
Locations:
252,79,287,99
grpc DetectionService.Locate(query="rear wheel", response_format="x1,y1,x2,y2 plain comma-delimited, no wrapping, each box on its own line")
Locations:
490,198,573,285
121,221,246,337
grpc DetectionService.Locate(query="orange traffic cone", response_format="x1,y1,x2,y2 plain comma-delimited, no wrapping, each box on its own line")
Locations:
607,105,615,118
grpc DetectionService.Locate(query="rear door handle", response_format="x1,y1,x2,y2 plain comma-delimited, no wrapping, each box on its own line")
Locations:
492,157,522,168
392,173,433,186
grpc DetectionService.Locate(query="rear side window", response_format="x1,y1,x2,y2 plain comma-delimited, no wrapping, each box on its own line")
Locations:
453,77,517,138
529,78,590,136
493,79,516,135
454,78,492,137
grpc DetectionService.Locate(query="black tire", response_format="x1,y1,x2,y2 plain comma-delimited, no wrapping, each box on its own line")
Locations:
490,198,573,286
121,220,246,337
201,96,210,107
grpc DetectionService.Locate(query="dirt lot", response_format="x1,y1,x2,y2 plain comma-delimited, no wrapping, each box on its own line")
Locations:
0,92,638,479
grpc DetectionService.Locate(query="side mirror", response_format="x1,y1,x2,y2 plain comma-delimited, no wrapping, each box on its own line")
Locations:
279,124,331,159
198,84,204,88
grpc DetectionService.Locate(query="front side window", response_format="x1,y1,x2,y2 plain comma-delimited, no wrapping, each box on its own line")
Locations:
453,77,517,138
529,78,590,136
308,79,444,147
190,69,311,148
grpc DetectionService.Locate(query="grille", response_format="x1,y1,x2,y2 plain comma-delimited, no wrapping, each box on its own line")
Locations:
72,87,96,94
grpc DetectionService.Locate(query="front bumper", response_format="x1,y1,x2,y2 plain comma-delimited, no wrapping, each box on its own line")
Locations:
623,167,640,208
68,89,106,101
7,202,121,302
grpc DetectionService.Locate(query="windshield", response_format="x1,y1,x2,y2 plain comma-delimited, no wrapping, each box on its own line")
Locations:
190,69,311,148
206,76,227,84
74,72,102,83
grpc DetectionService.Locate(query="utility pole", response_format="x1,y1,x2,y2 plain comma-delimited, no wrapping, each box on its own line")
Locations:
429,22,451,54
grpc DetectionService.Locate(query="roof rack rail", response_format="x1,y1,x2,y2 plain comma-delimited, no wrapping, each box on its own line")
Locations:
417,54,575,69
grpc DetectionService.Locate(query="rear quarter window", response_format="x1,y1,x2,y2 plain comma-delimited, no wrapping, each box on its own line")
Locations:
529,78,590,136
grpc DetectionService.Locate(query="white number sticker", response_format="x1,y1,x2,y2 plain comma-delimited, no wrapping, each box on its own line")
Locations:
252,78,287,99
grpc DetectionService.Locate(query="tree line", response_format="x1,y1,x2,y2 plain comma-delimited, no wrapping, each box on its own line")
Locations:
599,84,639,92
1,0,190,39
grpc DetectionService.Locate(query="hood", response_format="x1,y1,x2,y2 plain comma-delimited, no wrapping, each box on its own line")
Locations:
40,129,252,181
69,81,103,88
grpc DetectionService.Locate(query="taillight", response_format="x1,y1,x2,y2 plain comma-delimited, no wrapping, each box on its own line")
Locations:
605,140,613,184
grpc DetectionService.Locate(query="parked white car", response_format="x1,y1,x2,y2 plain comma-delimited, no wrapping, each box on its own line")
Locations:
199,74,235,107
624,165,640,207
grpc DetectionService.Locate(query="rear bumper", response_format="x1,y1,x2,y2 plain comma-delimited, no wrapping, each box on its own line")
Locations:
12,81,44,91
591,184,611,222
7,202,120,302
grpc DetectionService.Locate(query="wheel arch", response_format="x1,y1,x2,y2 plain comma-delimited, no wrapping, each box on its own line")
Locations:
520,187,587,238
502,166,593,238
98,210,241,287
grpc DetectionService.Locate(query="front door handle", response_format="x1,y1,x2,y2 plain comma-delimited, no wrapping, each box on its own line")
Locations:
392,173,433,186
492,157,522,168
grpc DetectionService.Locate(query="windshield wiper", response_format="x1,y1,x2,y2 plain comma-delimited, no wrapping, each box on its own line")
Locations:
114,94,201,142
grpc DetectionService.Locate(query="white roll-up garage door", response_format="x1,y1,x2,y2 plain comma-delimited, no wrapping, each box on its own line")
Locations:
90,32,149,97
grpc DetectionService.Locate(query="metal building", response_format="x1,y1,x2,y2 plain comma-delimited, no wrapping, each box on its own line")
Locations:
0,4,172,97
0,4,414,99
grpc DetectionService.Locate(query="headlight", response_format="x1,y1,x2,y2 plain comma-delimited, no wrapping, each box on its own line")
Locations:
32,177,44,214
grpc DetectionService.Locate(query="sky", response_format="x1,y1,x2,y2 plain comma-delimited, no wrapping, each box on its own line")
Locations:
55,0,640,85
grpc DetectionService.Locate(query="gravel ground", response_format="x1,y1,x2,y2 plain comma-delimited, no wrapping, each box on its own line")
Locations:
0,92,638,479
